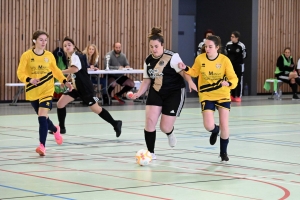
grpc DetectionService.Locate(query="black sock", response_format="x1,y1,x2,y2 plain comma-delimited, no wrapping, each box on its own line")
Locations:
144,129,156,153
117,86,133,96
296,78,300,86
108,86,115,97
47,117,57,132
210,124,219,134
289,83,297,94
220,137,229,154
99,108,116,127
57,107,66,129
38,116,48,147
166,127,174,135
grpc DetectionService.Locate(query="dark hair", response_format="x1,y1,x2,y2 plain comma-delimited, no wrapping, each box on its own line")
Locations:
32,30,49,45
283,47,291,52
63,36,81,53
203,29,215,38
232,31,240,38
206,35,222,53
148,27,164,44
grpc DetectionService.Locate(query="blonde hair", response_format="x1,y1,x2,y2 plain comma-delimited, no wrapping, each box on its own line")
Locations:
83,44,99,65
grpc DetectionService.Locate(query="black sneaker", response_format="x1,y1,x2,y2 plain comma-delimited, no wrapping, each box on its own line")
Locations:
49,128,66,134
114,95,125,104
220,153,229,162
114,120,122,137
209,125,219,145
292,94,300,100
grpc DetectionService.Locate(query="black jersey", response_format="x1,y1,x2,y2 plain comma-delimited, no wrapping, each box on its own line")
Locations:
224,41,246,66
143,49,185,94
68,52,94,96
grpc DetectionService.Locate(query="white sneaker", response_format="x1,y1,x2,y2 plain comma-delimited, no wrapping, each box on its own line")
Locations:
167,132,177,147
151,153,157,160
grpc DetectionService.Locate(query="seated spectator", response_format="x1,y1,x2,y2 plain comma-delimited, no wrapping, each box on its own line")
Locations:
297,57,300,75
274,47,300,100
104,42,135,104
197,29,214,55
83,44,106,95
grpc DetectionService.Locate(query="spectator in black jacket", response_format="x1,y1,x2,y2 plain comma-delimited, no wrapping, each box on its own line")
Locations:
224,31,246,102
275,47,300,100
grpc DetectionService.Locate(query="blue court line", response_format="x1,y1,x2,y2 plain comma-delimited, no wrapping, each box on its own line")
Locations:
0,184,76,199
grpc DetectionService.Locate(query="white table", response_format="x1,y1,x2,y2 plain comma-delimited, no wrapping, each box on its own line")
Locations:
5,69,144,106
88,69,144,105
5,82,61,105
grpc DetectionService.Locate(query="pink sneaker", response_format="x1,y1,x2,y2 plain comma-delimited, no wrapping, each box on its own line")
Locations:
230,96,235,101
54,125,63,145
36,143,46,156
235,97,241,102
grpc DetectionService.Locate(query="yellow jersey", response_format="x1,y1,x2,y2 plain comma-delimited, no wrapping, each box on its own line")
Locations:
17,49,66,101
186,53,238,102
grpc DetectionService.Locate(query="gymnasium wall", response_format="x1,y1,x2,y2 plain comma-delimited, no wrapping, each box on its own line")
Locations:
196,0,300,95
0,0,173,101
257,0,300,94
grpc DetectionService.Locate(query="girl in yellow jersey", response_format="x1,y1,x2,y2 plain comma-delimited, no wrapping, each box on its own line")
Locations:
180,35,238,162
17,30,73,156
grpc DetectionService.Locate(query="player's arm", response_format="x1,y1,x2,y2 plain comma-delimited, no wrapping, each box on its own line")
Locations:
17,53,31,83
133,62,151,99
225,58,238,89
184,57,201,78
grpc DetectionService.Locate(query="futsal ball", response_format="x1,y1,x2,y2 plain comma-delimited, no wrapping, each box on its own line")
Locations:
126,91,134,99
135,149,152,166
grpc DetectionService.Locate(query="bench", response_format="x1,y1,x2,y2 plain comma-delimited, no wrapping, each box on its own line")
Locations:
263,79,283,100
5,82,61,106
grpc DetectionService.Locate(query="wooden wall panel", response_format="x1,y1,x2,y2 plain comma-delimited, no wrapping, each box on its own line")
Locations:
258,0,300,93
0,0,172,101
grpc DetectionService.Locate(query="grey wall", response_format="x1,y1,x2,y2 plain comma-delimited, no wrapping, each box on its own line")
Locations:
196,0,253,94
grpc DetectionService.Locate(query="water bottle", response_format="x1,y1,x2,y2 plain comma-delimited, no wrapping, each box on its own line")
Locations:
244,83,249,96
278,90,282,100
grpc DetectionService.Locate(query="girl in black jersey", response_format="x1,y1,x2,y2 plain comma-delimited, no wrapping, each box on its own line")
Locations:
131,27,197,159
55,37,122,137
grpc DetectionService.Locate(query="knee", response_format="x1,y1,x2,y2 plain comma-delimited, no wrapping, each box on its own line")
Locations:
203,121,215,132
128,80,135,87
160,124,173,133
57,101,65,109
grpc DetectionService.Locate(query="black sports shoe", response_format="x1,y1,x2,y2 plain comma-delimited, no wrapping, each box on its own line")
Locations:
292,94,300,100
114,120,122,137
209,132,219,145
220,153,229,162
49,128,66,134
209,125,219,145
114,95,125,104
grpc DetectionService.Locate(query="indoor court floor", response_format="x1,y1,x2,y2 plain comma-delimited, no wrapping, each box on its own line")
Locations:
0,95,299,200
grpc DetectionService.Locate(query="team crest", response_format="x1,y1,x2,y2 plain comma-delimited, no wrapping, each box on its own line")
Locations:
159,60,164,66
72,74,76,78
216,63,221,69
44,58,49,63
236,49,240,52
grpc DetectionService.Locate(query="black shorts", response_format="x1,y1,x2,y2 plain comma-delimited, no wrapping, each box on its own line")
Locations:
201,100,231,112
64,89,99,106
108,75,129,86
146,87,185,117
275,74,290,84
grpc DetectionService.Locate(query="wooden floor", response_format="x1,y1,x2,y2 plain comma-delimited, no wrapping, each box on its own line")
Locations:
0,95,299,200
